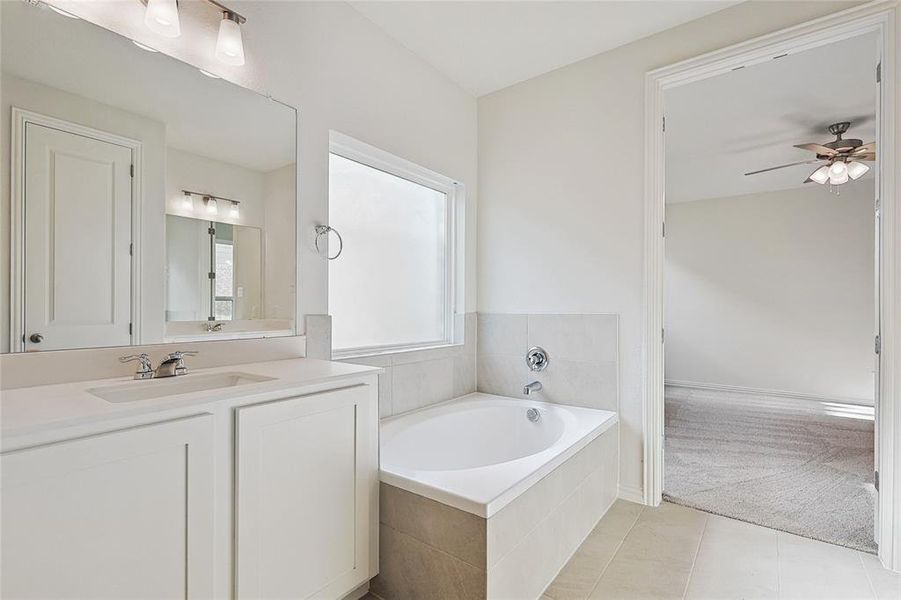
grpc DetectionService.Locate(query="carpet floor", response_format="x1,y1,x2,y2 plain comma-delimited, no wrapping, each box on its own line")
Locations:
664,392,876,553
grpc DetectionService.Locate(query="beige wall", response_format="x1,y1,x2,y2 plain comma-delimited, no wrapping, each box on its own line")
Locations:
665,183,875,404
477,1,867,495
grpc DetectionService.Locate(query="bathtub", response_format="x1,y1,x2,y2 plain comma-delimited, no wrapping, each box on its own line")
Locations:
374,393,619,600
380,393,617,517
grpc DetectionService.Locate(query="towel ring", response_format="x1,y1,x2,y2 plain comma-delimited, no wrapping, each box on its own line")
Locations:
314,224,344,260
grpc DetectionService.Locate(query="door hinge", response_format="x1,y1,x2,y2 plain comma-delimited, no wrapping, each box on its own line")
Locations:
875,470,879,491
876,62,881,84
129,164,134,178
129,243,133,256
128,323,133,335
875,334,881,355
662,115,666,132
208,272,216,280
662,221,666,238
661,328,665,344
208,227,216,236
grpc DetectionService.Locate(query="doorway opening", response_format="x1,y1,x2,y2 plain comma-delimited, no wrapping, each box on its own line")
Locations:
641,4,898,571
662,30,878,553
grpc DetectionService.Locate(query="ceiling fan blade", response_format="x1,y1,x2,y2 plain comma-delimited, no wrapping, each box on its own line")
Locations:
744,159,823,176
794,143,838,156
852,153,876,161
850,142,876,155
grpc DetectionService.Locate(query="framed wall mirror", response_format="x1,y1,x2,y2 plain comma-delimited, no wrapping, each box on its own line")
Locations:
1,0,297,352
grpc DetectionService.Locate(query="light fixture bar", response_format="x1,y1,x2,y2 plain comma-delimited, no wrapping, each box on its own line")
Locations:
182,189,241,206
202,0,246,24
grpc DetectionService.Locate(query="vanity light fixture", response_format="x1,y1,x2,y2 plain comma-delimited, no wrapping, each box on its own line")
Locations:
182,190,242,220
139,0,247,67
204,196,219,216
215,10,246,66
143,0,181,38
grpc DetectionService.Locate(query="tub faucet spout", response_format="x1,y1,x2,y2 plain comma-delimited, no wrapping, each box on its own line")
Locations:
523,381,542,396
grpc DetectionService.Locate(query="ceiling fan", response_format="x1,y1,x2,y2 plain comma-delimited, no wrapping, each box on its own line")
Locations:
744,121,876,186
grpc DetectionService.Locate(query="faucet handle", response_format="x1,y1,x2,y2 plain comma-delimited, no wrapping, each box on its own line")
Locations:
120,353,153,379
165,350,198,360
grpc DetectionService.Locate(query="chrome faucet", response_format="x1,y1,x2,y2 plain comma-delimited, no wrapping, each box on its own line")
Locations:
205,322,224,332
154,351,199,378
120,353,154,380
523,381,543,396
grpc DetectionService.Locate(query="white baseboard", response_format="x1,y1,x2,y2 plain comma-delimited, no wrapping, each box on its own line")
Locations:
665,380,874,420
617,484,646,505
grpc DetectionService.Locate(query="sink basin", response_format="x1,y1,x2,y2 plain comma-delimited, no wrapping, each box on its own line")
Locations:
88,372,276,403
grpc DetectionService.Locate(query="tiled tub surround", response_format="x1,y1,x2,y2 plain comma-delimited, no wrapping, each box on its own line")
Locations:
477,314,618,411
339,312,477,417
373,395,619,599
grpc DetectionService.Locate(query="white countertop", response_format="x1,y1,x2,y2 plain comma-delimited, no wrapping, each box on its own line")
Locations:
0,358,380,442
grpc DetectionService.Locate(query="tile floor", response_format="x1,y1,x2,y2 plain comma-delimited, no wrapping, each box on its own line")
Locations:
543,500,901,600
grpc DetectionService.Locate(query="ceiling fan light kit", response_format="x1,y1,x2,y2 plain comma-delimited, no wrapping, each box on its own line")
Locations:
745,121,876,191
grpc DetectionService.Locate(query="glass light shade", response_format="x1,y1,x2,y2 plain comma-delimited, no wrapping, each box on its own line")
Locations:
828,161,849,185
847,161,870,180
144,0,180,38
215,16,245,66
229,202,240,218
809,165,830,184
181,193,193,210
205,198,218,215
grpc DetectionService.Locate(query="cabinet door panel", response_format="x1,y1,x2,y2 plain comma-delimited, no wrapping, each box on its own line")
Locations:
1,415,214,599
236,385,373,599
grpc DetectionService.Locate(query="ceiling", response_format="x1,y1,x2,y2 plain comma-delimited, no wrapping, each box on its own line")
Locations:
2,1,294,173
348,1,739,96
665,32,878,203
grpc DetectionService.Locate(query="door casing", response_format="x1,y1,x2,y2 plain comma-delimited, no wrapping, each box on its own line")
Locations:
640,2,899,572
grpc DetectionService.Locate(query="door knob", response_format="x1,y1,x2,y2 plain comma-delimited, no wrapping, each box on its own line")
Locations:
29,333,43,344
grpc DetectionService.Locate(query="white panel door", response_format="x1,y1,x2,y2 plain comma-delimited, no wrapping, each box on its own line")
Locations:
1,415,215,599
24,122,133,351
236,386,374,599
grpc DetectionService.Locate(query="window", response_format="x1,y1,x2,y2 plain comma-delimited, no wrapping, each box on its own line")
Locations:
214,241,234,320
328,134,461,356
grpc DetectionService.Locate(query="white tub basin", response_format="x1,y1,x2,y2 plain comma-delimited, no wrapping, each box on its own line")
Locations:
88,372,275,403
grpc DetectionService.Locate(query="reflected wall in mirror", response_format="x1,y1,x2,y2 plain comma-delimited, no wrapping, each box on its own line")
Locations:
1,1,297,352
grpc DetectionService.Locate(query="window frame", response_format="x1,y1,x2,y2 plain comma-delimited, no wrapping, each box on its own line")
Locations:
328,132,462,359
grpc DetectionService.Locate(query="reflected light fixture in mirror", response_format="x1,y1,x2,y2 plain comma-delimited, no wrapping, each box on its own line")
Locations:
133,40,159,53
229,201,240,218
143,0,181,38
215,11,246,66
204,196,219,216
47,4,79,19
181,191,194,211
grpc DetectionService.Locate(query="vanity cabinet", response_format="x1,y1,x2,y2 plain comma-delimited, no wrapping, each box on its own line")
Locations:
0,414,215,599
235,385,377,598
0,367,379,600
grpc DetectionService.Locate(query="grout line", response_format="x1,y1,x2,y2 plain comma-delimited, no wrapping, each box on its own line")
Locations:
776,531,782,599
681,512,709,600
584,503,645,599
858,550,879,599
